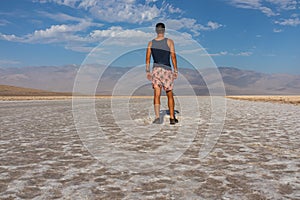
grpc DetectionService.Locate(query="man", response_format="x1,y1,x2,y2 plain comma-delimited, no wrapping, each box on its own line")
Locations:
146,22,178,125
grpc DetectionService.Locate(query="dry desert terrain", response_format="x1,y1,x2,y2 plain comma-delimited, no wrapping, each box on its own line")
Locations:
0,97,299,199
227,96,300,105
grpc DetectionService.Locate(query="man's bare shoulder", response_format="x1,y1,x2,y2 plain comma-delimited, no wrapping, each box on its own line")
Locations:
167,38,174,46
167,38,175,49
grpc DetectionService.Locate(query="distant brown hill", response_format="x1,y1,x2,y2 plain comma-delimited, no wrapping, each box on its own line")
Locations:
0,84,71,96
0,65,300,95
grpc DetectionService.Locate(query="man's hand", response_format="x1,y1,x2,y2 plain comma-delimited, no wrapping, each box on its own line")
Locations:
173,72,178,79
146,72,152,81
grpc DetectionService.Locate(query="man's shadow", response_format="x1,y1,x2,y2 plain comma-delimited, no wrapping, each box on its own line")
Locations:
159,109,180,124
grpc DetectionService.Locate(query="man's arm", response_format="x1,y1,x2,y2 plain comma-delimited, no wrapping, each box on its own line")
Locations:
168,39,178,77
146,41,152,80
146,41,152,72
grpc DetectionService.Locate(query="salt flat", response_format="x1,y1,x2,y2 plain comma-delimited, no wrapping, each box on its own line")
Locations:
0,97,299,199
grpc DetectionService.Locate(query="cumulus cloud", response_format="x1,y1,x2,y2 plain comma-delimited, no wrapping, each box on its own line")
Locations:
89,2,160,23
34,23,85,37
0,0,223,52
31,0,222,38
90,26,152,39
27,20,98,43
0,20,97,44
1,19,221,52
33,0,213,34
0,24,155,52
0,33,21,42
35,0,162,23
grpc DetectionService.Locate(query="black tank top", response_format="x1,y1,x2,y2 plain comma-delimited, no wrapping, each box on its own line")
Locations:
151,38,171,70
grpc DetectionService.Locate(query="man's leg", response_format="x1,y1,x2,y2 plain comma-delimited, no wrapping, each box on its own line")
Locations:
153,86,161,119
166,90,175,119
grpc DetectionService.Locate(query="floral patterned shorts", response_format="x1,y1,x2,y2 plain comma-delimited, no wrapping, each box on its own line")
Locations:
152,67,174,91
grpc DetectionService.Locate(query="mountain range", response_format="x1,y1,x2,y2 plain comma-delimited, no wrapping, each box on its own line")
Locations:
0,65,299,95
0,84,71,96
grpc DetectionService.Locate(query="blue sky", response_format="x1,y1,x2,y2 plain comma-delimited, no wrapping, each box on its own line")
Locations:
0,0,300,74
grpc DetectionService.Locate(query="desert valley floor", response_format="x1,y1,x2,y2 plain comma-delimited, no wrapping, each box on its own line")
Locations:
0,97,299,199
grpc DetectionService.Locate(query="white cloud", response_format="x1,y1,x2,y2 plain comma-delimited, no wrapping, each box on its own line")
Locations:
34,24,83,37
236,51,253,56
146,0,158,3
90,26,152,39
230,0,261,8
273,28,283,32
1,18,221,51
200,51,253,57
26,20,94,43
165,18,197,30
229,0,277,16
228,0,300,33
0,33,21,42
78,0,98,9
0,25,155,52
31,0,222,38
200,51,228,57
265,0,297,10
37,11,92,23
167,4,182,14
259,6,277,16
90,27,123,38
220,51,229,55
228,0,298,16
275,17,300,26
33,0,80,7
207,21,223,30
165,18,222,36
0,0,223,53
0,20,98,44
0,59,21,66
89,2,160,23
35,0,162,23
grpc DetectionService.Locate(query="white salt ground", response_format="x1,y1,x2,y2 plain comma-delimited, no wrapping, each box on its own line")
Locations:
0,97,299,199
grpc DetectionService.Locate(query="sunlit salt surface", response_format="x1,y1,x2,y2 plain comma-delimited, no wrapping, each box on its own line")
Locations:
0,97,299,199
